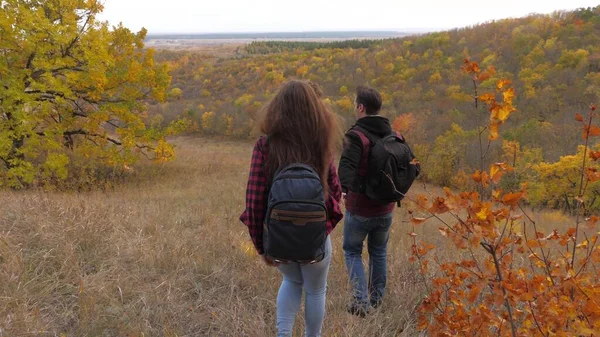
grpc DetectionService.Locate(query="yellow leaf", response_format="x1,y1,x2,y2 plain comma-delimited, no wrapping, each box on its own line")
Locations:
476,206,489,221
502,88,515,104
489,122,499,140
492,189,502,200
496,79,511,90
496,105,514,122
490,164,504,184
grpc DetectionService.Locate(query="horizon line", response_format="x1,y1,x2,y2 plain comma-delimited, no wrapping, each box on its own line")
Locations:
145,28,441,36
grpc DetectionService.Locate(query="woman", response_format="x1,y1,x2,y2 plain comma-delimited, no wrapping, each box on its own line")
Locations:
240,80,343,336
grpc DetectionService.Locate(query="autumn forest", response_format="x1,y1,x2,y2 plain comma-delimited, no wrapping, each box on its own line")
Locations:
146,7,600,214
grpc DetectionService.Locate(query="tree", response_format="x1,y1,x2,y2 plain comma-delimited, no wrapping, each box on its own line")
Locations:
0,0,183,188
167,88,183,101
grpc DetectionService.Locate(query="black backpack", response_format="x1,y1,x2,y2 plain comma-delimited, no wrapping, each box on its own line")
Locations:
350,127,420,203
263,163,328,263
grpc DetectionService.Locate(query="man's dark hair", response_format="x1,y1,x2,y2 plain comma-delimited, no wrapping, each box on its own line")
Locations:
355,85,382,115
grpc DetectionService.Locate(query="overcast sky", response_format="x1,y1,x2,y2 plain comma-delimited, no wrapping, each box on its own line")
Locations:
98,0,600,34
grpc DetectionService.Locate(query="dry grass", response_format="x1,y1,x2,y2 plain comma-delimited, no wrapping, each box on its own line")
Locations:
1,137,580,336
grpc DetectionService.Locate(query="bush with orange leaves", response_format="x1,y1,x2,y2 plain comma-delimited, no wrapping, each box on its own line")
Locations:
410,59,600,336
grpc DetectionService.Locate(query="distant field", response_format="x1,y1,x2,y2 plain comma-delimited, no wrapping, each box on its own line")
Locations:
143,31,410,53
145,31,409,40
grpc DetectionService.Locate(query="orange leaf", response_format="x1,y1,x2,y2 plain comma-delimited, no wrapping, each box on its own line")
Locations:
472,170,482,183
478,72,491,82
429,197,451,214
544,229,560,240
519,292,534,301
411,217,428,225
415,194,429,209
496,79,511,90
586,216,598,228
575,113,584,122
586,167,600,183
589,125,600,137
467,285,481,303
502,192,523,207
479,93,496,104
433,277,450,286
590,150,600,161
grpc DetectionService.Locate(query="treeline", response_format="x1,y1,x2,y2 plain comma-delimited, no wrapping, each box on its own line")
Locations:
152,6,600,211
242,39,392,54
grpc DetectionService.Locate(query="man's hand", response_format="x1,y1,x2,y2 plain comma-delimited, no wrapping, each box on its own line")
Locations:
262,254,279,267
341,192,347,207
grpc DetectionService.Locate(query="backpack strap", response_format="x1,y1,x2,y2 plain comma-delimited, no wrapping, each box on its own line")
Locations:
392,131,406,142
349,129,370,177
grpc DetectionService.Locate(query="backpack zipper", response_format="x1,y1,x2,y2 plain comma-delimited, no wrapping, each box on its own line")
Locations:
272,174,321,183
267,200,328,224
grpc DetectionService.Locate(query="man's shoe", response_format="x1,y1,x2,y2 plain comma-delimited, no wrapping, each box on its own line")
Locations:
347,303,369,317
370,298,383,309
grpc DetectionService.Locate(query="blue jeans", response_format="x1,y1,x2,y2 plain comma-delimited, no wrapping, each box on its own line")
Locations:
276,236,332,337
343,211,393,309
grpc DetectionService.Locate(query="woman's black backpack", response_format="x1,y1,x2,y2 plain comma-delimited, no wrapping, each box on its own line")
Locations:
263,164,328,263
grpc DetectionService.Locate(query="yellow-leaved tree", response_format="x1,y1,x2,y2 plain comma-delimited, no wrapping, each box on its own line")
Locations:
0,0,189,188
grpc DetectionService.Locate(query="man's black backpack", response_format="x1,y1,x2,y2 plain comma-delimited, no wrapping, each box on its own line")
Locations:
350,127,420,203
263,163,328,263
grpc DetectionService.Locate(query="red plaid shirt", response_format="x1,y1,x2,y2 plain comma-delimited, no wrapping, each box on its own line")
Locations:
240,137,343,254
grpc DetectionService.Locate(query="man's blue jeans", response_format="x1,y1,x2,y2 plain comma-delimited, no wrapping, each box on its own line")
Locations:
343,211,393,309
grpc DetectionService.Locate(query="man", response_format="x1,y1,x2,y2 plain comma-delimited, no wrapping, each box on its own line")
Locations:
339,85,396,317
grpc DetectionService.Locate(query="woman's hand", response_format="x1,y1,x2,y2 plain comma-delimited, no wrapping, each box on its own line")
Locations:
262,254,279,267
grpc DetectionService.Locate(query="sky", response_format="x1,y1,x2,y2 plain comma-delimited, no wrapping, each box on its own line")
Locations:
98,0,600,34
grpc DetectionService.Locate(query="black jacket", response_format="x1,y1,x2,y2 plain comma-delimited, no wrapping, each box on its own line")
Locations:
339,115,393,193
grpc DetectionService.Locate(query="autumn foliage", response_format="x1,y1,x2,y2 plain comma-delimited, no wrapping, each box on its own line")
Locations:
0,0,192,189
410,60,600,336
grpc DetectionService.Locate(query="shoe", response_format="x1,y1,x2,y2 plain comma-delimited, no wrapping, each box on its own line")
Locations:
370,299,382,309
347,303,369,317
